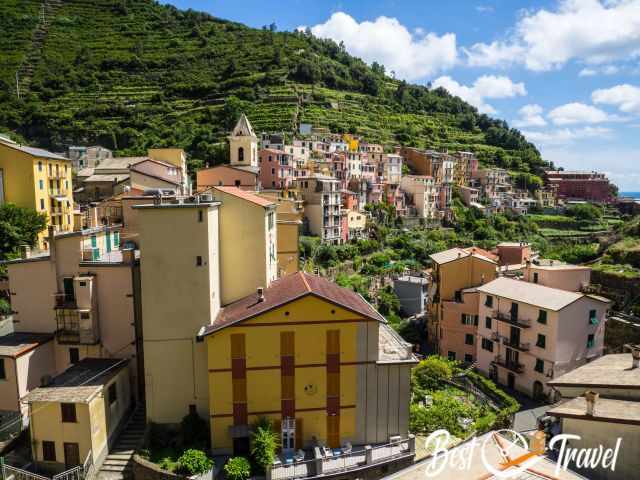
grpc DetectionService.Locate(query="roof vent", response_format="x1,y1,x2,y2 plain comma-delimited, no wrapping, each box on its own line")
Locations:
585,390,599,416
632,346,640,369
257,287,265,303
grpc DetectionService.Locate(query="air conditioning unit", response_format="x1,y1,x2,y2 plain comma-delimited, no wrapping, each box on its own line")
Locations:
200,193,214,202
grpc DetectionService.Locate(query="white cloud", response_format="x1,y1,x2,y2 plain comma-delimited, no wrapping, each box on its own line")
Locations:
579,65,620,76
432,75,526,114
307,12,457,81
513,104,547,127
465,0,640,71
592,84,640,113
548,102,618,125
522,126,612,145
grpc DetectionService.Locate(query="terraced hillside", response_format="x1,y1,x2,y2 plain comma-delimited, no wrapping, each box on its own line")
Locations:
0,0,546,173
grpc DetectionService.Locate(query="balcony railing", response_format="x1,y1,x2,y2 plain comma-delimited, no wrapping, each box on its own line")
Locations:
54,293,76,309
55,309,99,345
502,338,530,351
493,355,525,373
493,310,531,328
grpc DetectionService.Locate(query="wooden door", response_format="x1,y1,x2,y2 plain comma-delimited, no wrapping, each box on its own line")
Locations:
63,442,80,469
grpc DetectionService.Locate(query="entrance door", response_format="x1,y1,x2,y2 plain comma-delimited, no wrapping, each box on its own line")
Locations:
232,437,250,456
533,381,544,400
507,373,516,390
63,442,80,469
281,417,296,452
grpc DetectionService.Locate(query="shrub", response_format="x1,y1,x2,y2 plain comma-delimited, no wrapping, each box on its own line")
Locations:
250,421,279,474
224,457,251,480
176,449,213,476
411,356,455,393
409,391,479,437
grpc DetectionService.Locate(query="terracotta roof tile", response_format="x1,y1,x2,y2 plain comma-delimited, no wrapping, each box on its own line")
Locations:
202,272,385,335
213,186,275,207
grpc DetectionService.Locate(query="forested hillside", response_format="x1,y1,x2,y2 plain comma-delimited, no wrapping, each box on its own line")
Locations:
0,0,547,173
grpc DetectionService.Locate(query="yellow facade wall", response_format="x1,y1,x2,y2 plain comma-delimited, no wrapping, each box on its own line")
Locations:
207,295,365,451
437,256,496,302
0,357,18,411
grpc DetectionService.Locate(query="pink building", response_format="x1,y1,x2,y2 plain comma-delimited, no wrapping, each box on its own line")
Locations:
259,149,294,189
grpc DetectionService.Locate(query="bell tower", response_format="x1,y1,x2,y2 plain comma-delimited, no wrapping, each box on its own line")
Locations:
228,114,258,172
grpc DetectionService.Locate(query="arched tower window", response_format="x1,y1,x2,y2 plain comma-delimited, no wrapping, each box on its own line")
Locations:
238,147,244,162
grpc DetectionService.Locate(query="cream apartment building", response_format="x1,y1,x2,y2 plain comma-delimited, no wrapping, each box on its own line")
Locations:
295,175,342,244
399,176,438,219
476,277,610,399
1,225,141,421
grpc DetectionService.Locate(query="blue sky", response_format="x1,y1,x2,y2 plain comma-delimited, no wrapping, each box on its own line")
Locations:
165,0,640,191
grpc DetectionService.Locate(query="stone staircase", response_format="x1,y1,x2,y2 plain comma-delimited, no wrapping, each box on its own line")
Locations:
97,406,146,480
16,0,64,95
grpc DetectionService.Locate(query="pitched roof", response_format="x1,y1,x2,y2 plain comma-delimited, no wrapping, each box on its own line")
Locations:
213,186,275,207
202,272,385,335
22,358,128,404
548,396,640,424
231,114,256,137
548,353,640,388
84,173,130,183
0,140,68,161
0,332,53,358
129,158,183,185
477,276,584,311
429,247,497,265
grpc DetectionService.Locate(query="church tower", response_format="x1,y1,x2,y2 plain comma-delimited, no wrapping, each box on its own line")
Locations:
228,114,258,172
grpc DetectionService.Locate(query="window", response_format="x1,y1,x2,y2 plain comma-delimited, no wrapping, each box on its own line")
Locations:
485,295,493,308
533,272,539,284
69,348,79,365
42,441,56,461
39,179,44,190
40,199,45,210
238,147,244,162
465,334,474,346
38,161,43,172
461,314,473,326
485,316,492,329
589,309,598,325
234,180,241,187
535,359,544,374
198,210,203,222
0,358,5,379
108,383,117,406
481,338,494,352
464,354,473,363
61,403,77,423
536,334,546,349
268,212,274,230
447,351,456,361
538,310,547,325
587,334,595,348
196,256,203,266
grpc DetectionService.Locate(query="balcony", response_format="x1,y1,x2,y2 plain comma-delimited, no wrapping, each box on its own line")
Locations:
502,338,530,352
268,436,415,480
54,293,76,309
493,310,531,328
493,355,525,373
55,308,99,345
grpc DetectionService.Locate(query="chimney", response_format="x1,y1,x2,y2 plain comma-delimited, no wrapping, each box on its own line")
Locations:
19,244,31,259
632,346,640,369
585,391,599,416
122,248,135,265
257,287,265,303
47,225,56,261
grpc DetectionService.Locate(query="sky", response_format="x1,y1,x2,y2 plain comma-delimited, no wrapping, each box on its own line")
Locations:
165,0,640,191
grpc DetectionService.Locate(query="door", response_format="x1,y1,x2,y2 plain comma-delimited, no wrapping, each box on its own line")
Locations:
507,373,515,390
281,417,296,452
232,437,250,456
510,327,520,347
63,278,75,303
106,232,112,253
63,442,80,469
510,302,519,321
533,381,544,400
506,347,519,367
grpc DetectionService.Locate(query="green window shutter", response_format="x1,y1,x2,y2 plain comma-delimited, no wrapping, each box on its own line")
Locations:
91,235,97,248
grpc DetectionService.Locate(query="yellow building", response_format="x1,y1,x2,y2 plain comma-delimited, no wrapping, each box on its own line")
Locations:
23,358,131,473
201,271,417,455
0,137,74,248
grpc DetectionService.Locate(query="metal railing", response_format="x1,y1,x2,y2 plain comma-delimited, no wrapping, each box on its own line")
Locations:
493,311,531,328
52,451,94,480
1,464,51,480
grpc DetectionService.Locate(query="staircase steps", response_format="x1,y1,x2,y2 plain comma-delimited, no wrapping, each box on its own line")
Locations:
96,405,146,480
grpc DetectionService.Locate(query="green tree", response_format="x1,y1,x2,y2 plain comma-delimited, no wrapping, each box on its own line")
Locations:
250,420,279,474
0,204,47,259
411,356,455,393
